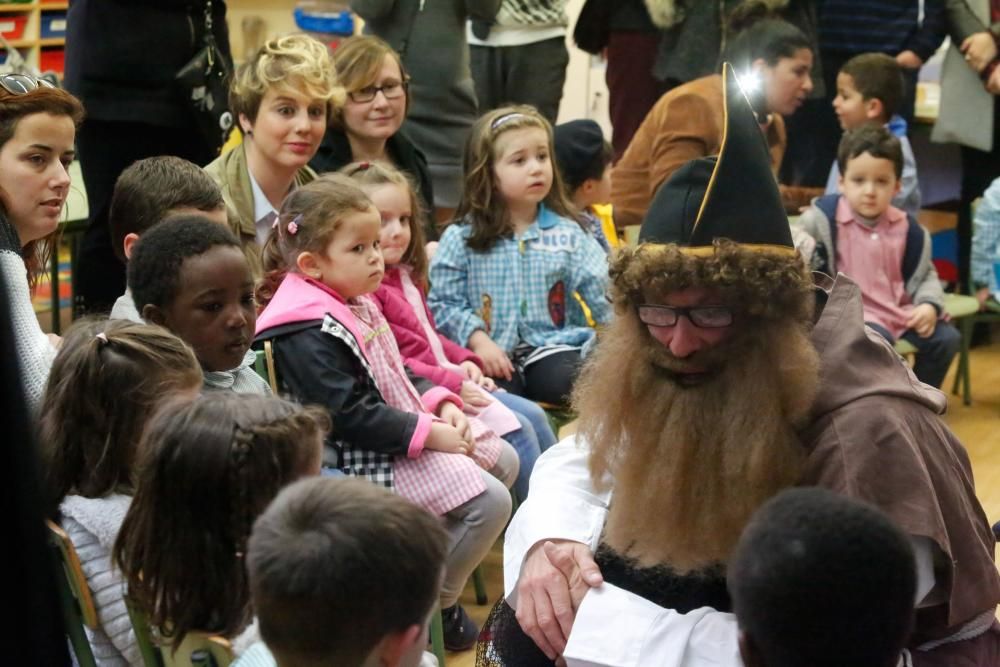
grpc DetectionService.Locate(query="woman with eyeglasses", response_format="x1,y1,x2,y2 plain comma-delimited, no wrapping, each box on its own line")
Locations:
309,36,438,240
204,34,341,276
0,75,84,411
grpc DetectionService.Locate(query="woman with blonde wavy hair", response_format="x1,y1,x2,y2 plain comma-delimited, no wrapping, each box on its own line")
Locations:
204,34,343,275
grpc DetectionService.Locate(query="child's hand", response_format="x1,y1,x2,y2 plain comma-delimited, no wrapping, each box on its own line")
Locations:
460,360,485,384
438,401,473,446
977,287,991,310
426,422,470,455
481,376,497,392
469,330,514,381
906,303,937,338
460,381,492,413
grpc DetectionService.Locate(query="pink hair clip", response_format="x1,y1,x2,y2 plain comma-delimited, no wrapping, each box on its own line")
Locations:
287,219,299,235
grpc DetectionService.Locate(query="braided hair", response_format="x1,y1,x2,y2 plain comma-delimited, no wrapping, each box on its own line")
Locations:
114,393,330,649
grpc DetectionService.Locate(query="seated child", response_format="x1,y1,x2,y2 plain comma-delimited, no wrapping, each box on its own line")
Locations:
40,319,203,665
553,119,619,253
729,487,916,667
343,160,557,501
254,174,518,650
114,393,330,656
971,176,1000,309
800,125,959,389
108,155,227,322
828,53,921,218
237,476,448,667
428,106,612,406
127,215,270,394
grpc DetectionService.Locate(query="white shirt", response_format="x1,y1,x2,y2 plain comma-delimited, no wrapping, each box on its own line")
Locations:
505,436,940,667
247,169,280,246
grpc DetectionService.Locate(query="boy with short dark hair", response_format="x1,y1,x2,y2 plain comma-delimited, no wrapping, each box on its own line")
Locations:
128,215,269,394
800,125,959,388
827,53,921,218
552,119,618,253
108,156,226,321
729,487,917,667
239,477,449,667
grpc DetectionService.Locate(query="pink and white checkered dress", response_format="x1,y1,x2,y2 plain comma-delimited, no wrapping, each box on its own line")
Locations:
350,296,503,516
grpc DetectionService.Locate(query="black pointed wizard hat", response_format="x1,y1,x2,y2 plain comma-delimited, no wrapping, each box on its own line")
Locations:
638,63,794,256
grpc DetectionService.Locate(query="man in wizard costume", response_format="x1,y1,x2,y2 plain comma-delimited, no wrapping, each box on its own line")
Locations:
477,63,1000,667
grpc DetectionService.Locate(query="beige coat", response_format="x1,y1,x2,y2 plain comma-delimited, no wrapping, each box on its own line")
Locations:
203,143,317,278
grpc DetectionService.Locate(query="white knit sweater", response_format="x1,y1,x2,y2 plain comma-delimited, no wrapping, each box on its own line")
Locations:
1,248,56,411
60,494,141,667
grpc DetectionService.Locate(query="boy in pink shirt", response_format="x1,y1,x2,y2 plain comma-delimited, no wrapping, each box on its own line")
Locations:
799,125,959,388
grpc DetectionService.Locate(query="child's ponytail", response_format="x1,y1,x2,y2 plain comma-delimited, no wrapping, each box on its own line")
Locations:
39,319,202,514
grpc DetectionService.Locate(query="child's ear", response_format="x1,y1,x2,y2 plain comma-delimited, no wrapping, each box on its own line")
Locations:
122,233,140,261
374,624,423,667
866,97,885,122
141,303,165,326
295,251,323,280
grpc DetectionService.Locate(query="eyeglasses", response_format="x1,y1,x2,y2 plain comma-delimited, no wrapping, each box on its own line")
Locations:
637,304,734,328
348,81,408,104
0,73,56,96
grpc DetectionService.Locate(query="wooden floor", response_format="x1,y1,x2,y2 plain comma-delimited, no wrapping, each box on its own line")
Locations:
446,336,1000,667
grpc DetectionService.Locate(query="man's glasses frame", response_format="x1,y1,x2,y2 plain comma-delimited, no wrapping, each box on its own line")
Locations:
637,304,735,328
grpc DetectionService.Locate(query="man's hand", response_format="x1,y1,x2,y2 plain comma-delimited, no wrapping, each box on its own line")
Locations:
515,540,604,660
895,50,924,70
906,303,938,338
961,32,998,73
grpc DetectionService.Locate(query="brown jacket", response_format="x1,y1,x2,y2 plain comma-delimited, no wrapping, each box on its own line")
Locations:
610,74,787,227
802,273,1000,646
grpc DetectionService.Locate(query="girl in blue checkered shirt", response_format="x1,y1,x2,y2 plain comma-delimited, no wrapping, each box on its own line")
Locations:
429,106,611,407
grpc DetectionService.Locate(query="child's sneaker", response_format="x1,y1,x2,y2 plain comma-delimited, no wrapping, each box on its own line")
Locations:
441,603,478,651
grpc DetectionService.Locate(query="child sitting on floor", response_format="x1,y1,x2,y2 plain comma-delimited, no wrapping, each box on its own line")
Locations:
799,125,959,389
343,160,557,501
254,174,517,650
236,477,448,667
729,487,916,667
128,215,269,394
108,155,227,322
114,393,330,656
40,319,203,666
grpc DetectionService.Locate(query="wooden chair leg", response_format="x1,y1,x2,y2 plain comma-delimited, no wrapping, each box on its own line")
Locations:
430,606,447,666
473,566,488,606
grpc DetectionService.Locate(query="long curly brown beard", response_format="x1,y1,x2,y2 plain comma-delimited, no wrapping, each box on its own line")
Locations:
573,308,820,573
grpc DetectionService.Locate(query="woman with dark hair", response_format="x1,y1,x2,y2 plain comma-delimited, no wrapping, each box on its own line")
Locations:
309,35,437,239
611,1,815,227
0,76,84,410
